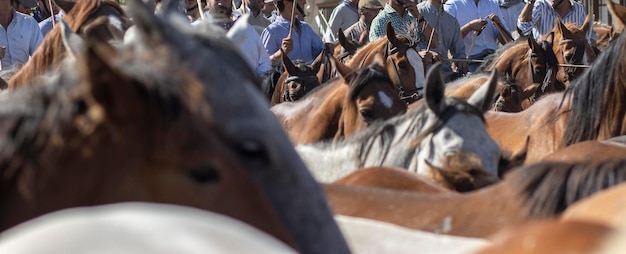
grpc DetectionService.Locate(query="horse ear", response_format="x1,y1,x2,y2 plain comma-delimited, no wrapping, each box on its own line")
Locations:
528,35,540,51
281,50,299,75
555,17,572,38
607,0,626,32
521,83,539,99
310,44,328,73
126,0,191,53
581,14,592,34
424,62,445,113
60,20,85,59
385,22,398,44
467,70,498,113
329,52,355,83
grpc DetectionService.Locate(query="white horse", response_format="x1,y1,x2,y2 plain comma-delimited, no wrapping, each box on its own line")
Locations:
0,203,296,254
297,64,502,191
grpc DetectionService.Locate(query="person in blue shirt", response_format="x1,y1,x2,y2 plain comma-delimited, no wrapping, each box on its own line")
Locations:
260,0,323,65
1,0,43,70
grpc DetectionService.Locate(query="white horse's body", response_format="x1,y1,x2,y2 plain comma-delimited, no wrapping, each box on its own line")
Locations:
0,203,296,254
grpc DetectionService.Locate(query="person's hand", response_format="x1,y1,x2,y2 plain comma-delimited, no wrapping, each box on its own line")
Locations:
430,51,444,62
487,13,502,26
403,0,420,18
469,18,488,32
281,37,293,55
419,50,434,65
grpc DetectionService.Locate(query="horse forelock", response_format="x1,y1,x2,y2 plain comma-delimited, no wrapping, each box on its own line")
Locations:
347,64,393,101
508,159,626,218
562,31,626,146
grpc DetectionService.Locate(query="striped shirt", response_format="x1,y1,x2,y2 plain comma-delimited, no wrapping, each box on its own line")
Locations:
369,4,427,50
517,0,596,42
344,20,368,43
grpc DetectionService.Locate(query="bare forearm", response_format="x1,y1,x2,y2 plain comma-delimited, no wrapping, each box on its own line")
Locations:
460,23,474,38
519,2,534,22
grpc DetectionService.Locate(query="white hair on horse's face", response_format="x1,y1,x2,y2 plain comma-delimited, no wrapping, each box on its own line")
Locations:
406,48,425,91
416,112,501,177
377,91,394,110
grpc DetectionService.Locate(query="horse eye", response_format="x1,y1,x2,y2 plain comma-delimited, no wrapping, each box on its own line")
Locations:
188,164,220,184
360,109,374,121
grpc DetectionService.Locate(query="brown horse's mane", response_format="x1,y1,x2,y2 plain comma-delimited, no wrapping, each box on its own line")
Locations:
561,31,626,146
0,44,211,199
508,159,626,218
9,0,127,90
476,36,528,72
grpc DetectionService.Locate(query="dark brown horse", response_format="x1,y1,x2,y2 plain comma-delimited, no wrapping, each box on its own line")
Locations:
9,0,130,90
347,22,425,104
324,159,626,238
271,54,406,144
486,30,626,169
0,2,350,253
270,49,326,106
476,34,561,108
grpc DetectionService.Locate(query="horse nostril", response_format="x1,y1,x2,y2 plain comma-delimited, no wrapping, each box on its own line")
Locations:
290,83,300,90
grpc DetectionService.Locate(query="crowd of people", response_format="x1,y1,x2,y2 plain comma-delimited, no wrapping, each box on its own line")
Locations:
0,0,597,80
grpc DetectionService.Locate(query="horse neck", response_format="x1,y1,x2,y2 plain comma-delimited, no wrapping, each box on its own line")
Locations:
348,39,387,69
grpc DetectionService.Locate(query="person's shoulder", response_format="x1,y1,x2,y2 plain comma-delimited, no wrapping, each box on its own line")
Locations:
14,12,39,25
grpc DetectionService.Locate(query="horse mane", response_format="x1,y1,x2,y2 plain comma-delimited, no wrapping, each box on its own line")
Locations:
9,0,126,90
561,31,626,147
0,44,211,198
476,36,528,72
347,63,393,101
508,159,626,218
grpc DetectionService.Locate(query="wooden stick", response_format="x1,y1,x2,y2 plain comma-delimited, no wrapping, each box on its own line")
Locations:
48,0,55,27
197,0,205,20
288,0,297,38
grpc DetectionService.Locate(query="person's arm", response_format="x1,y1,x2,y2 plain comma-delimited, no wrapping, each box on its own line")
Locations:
449,20,468,72
460,18,487,38
517,0,535,36
327,6,345,40
261,28,284,66
420,18,439,49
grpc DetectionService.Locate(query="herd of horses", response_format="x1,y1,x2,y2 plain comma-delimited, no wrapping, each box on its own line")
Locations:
1,0,626,253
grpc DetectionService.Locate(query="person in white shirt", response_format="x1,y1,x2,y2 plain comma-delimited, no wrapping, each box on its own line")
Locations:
0,0,43,70
323,0,359,42
198,0,273,77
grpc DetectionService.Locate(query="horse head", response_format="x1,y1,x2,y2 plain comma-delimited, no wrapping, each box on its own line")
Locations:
417,64,501,191
123,1,349,252
330,53,407,138
492,81,523,113
333,28,360,63
280,52,321,102
607,0,626,35
552,16,595,85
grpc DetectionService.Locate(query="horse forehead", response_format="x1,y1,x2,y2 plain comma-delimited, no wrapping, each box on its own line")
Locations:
433,113,491,143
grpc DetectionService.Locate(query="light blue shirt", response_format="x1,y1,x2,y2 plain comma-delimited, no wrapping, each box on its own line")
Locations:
0,10,43,70
517,0,595,43
498,0,525,34
261,16,323,63
38,12,64,37
445,0,509,56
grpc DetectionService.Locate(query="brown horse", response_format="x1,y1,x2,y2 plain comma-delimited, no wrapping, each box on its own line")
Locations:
324,159,626,238
593,0,626,52
486,30,626,170
269,47,330,106
444,73,526,113
347,22,425,104
0,2,350,253
271,54,406,144
333,166,451,193
550,15,596,86
561,183,626,229
332,28,362,64
475,220,614,254
476,34,561,108
9,0,130,90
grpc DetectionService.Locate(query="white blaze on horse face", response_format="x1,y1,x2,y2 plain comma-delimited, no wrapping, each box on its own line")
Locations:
419,114,501,177
377,91,393,110
108,15,124,33
406,49,425,91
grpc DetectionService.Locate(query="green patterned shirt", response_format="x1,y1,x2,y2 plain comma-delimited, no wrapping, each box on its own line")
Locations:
368,4,427,50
